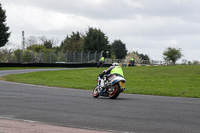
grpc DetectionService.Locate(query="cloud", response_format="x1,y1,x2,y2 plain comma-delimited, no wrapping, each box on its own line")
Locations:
2,0,145,19
1,0,200,61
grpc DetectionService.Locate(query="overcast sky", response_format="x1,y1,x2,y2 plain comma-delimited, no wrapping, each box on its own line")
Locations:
1,0,200,61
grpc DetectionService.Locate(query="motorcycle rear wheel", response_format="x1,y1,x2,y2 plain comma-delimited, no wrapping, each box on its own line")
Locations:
93,86,100,98
109,84,120,99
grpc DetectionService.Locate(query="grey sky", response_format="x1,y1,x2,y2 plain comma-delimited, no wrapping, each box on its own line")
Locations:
1,0,200,61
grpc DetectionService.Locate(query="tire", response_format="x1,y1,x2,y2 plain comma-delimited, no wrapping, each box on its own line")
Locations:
93,86,99,98
109,84,120,99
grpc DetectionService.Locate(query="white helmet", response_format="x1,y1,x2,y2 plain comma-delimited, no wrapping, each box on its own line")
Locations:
112,62,119,66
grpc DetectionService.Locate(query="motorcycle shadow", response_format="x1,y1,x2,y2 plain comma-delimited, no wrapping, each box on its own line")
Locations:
94,96,134,101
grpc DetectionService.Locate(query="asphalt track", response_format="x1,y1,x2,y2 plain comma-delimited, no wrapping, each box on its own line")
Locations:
0,69,200,133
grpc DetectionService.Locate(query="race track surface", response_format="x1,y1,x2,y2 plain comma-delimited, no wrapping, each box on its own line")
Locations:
0,69,200,133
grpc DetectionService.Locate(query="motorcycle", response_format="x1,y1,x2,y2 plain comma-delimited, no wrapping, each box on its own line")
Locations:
93,74,126,99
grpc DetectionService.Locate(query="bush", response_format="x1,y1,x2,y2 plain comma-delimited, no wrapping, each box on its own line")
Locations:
22,50,33,62
0,49,9,62
14,49,22,63
43,49,58,63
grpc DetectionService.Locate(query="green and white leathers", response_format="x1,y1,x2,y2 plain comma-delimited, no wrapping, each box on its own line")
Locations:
110,66,124,77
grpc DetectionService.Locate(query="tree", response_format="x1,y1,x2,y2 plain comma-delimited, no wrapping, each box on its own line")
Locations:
25,36,59,50
60,31,84,53
163,47,183,65
0,49,9,62
14,49,22,63
0,3,10,47
83,27,109,54
133,51,150,63
111,40,127,59
138,53,150,61
43,40,53,49
39,36,58,49
26,36,38,48
193,60,199,65
27,44,46,52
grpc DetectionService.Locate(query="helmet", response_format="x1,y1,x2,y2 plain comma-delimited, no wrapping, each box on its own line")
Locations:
112,62,119,66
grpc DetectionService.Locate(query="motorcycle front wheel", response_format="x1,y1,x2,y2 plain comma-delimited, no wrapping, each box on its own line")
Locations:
93,86,100,98
109,84,120,99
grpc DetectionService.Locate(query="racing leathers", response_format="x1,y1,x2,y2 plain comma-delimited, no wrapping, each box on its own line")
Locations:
98,65,124,90
99,65,124,78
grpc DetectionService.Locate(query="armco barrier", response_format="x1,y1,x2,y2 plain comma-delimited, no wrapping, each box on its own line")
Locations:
0,63,111,68
120,63,160,67
0,63,158,68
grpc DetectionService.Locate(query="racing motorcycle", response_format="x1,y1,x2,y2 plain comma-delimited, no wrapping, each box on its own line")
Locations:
93,74,126,99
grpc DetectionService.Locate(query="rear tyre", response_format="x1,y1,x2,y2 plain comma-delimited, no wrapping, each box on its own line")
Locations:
93,86,99,98
109,84,120,99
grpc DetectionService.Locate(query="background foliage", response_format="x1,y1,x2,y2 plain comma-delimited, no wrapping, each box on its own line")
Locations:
0,3,10,48
163,47,183,65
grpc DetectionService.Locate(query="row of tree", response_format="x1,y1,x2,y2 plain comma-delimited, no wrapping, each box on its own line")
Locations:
1,3,183,64
59,29,128,59
24,28,128,59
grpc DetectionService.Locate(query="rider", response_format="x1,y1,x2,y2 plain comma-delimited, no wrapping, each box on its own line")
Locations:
97,62,124,92
129,57,135,66
98,56,105,68
100,62,124,78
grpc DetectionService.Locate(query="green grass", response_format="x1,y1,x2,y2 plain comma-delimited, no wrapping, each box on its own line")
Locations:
1,65,200,98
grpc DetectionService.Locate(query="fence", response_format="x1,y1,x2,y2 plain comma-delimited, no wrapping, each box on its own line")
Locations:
0,50,175,65
137,60,165,65
0,50,102,63
105,59,165,65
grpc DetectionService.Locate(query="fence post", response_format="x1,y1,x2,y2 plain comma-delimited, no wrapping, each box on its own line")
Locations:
57,52,60,62
8,49,12,62
95,51,97,63
20,50,22,63
65,52,68,63
100,51,104,61
74,51,76,63
88,51,91,62
40,51,43,63
50,52,52,63
31,51,33,63
81,51,83,63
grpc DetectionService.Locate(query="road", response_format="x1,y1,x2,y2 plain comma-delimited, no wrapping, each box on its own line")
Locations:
0,69,200,133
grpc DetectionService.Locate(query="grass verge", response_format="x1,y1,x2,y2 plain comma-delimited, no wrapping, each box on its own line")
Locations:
1,65,200,98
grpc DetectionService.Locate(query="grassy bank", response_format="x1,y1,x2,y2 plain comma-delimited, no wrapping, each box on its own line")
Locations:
1,65,200,97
